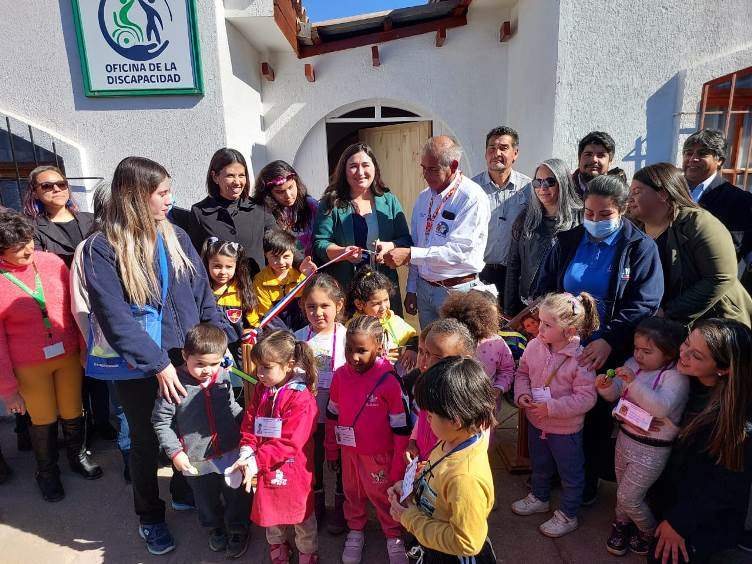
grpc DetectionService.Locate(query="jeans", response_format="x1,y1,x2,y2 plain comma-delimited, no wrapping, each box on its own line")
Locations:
528,423,585,518
116,377,193,525
416,276,482,329
614,431,671,532
106,381,130,453
187,473,251,531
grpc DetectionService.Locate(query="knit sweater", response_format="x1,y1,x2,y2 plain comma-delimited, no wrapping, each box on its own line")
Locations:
401,435,494,556
476,335,515,393
597,357,689,441
514,336,596,435
0,251,81,399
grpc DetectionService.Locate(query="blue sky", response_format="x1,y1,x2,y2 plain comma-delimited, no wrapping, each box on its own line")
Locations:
304,0,426,22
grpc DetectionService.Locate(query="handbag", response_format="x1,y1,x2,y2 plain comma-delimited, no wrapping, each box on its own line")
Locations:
85,235,169,380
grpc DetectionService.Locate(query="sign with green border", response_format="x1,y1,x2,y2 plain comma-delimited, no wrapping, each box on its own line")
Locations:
70,0,203,97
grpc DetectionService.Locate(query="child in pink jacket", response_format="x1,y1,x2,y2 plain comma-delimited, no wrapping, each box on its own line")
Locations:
512,292,598,539
325,315,412,564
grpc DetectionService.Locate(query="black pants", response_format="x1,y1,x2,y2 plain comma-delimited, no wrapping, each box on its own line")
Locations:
83,376,110,426
313,422,342,493
187,473,251,531
116,377,193,525
583,396,617,499
479,264,506,305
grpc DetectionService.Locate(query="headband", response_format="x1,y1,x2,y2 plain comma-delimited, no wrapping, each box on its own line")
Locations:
264,173,296,187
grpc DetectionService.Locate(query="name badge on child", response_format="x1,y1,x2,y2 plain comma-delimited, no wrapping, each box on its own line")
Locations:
43,342,65,360
254,417,282,438
613,398,653,432
400,456,419,503
318,371,333,389
531,387,552,403
335,425,356,447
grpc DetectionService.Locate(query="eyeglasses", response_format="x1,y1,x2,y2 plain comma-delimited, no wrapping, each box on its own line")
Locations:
36,180,69,192
532,177,557,189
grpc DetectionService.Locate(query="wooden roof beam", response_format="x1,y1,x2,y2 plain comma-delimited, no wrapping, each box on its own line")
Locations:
300,14,467,58
435,27,446,47
499,21,512,42
261,62,275,81
305,63,315,82
371,45,380,67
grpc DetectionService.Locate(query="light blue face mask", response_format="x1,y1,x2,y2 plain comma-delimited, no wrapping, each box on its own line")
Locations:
583,217,621,239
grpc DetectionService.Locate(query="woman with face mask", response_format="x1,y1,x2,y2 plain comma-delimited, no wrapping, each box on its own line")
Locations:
534,174,663,506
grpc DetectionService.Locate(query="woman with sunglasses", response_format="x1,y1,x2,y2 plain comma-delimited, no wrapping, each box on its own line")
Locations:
504,159,582,317
21,167,116,453
313,143,412,315
23,166,94,267
252,160,318,257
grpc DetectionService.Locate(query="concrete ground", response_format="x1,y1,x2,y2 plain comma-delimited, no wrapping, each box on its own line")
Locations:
0,411,747,564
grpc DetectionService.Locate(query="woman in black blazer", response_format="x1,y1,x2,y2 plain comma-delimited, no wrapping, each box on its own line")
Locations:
23,166,94,267
22,166,113,444
189,148,275,275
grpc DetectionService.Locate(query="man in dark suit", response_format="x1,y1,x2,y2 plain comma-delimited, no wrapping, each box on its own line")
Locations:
682,128,752,291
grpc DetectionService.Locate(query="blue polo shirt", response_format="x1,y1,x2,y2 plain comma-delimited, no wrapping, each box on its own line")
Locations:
563,224,624,339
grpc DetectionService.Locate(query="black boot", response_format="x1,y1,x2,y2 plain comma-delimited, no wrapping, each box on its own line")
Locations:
15,412,32,452
61,417,103,480
29,423,65,502
0,446,12,484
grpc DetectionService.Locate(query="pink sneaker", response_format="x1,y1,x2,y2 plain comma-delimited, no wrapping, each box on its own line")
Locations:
298,552,319,564
270,541,291,564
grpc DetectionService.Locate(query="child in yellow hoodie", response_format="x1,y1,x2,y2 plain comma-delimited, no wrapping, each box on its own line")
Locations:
388,356,497,563
249,228,315,331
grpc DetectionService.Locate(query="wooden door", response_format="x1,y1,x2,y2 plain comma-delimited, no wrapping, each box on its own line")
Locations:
359,121,432,328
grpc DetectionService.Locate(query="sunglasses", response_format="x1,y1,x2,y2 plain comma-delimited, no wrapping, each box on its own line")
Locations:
532,177,557,189
36,180,69,192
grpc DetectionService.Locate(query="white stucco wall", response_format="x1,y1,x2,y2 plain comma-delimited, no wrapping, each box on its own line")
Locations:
260,1,513,196
0,0,229,208
506,0,561,177
552,0,752,177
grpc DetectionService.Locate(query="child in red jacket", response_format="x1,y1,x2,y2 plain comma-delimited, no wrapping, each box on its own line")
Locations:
325,315,412,564
230,330,319,564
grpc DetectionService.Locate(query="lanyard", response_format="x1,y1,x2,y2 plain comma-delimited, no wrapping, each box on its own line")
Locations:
261,379,295,417
424,172,463,239
543,355,569,388
0,263,52,337
414,433,482,492
624,365,670,400
307,325,337,373
349,370,395,428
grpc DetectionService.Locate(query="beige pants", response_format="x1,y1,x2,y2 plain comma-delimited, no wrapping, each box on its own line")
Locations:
266,512,318,555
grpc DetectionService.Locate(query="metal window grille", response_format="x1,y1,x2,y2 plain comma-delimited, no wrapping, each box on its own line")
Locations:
699,65,752,190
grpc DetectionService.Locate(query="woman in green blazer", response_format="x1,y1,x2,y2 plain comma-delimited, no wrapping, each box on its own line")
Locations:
628,162,752,327
313,143,412,315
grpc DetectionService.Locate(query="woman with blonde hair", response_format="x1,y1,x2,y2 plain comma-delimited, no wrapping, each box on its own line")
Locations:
82,156,230,556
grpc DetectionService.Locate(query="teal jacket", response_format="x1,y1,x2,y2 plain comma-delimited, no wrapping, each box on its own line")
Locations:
313,191,412,314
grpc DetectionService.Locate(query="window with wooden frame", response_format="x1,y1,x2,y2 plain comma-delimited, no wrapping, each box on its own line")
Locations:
699,65,752,190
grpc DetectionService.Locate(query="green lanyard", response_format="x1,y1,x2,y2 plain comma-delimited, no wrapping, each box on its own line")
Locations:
0,264,52,337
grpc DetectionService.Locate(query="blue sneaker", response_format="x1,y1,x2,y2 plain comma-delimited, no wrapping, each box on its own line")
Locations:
139,522,176,555
170,500,195,511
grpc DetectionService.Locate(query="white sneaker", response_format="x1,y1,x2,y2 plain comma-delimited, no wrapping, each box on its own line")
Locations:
342,530,365,564
511,493,550,516
539,509,578,537
386,538,408,564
